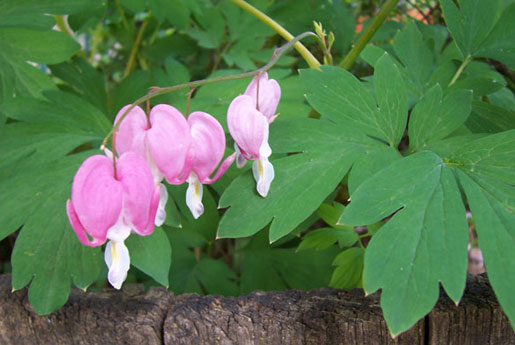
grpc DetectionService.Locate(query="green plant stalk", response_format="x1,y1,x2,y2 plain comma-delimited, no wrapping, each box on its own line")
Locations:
124,19,149,78
101,31,318,151
54,15,73,38
448,55,472,86
229,0,321,70
114,0,130,31
340,0,400,70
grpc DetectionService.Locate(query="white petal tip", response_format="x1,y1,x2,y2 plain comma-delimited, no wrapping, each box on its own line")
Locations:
190,204,204,219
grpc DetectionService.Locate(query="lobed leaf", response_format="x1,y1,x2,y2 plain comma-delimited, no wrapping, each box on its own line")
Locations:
341,152,469,336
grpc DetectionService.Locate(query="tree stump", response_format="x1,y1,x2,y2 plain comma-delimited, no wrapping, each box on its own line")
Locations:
0,274,512,344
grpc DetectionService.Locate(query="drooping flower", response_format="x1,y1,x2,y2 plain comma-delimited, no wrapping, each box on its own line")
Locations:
66,152,160,289
114,104,234,219
227,73,280,197
185,111,235,218
244,72,281,122
114,104,192,225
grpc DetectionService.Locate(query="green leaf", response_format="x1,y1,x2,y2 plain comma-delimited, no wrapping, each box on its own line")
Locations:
10,153,103,315
169,184,219,241
0,28,79,64
341,152,469,336
126,228,172,288
348,145,401,194
301,65,405,146
50,59,109,115
317,202,347,229
465,100,515,133
110,70,150,120
393,21,434,94
218,118,377,242
408,84,472,152
151,57,190,112
297,227,357,251
456,170,515,328
167,230,238,296
186,6,225,49
148,0,190,29
475,3,515,68
440,0,502,59
330,247,364,289
0,59,56,103
488,88,515,111
449,129,515,185
449,61,506,97
373,53,409,147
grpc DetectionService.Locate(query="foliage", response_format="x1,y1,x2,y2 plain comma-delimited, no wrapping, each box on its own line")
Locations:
0,0,513,337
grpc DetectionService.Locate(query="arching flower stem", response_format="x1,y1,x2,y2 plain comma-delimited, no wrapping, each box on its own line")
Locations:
100,31,319,151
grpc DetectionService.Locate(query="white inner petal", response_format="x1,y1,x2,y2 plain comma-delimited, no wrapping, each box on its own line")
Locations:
252,156,274,198
105,240,130,290
106,215,132,242
154,183,168,226
185,172,204,219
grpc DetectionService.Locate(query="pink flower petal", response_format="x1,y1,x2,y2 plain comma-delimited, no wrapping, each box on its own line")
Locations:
116,152,158,234
69,155,123,246
66,200,106,247
147,104,192,183
227,95,268,159
114,105,148,157
188,111,226,182
244,72,281,120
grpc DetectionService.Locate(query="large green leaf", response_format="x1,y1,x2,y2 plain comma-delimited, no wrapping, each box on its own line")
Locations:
217,118,379,242
341,152,469,336
10,153,103,315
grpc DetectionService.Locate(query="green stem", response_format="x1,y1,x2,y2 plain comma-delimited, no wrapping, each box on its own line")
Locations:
124,19,149,78
101,31,317,149
340,0,400,70
448,55,472,86
55,15,73,38
229,0,321,70
114,0,130,31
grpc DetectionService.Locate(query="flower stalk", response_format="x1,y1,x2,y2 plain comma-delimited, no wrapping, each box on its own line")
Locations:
229,0,321,70
340,0,400,70
101,31,318,150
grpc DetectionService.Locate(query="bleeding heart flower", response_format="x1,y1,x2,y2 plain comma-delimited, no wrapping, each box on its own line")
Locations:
244,72,281,121
115,104,234,220
185,111,235,219
66,152,160,289
227,73,280,197
114,104,193,225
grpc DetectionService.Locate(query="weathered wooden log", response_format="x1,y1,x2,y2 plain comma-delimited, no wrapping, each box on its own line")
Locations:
0,274,512,345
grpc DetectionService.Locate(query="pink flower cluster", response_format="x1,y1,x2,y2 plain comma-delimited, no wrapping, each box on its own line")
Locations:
66,72,280,289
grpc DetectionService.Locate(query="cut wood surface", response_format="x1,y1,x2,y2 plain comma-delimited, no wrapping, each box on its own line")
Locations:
0,274,512,345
